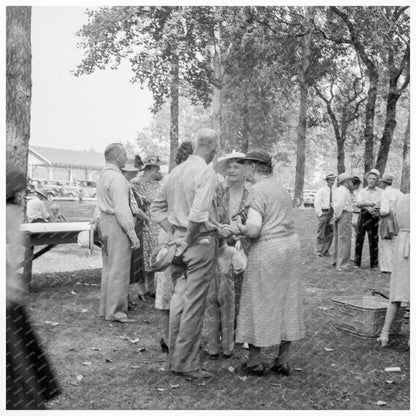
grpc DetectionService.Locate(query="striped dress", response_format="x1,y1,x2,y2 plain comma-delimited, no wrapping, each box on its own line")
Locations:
236,177,305,347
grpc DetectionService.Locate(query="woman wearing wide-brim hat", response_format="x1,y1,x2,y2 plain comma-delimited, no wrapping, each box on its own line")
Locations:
233,149,305,376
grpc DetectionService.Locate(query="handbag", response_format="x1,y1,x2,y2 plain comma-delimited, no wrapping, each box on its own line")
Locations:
234,240,248,272
379,212,399,240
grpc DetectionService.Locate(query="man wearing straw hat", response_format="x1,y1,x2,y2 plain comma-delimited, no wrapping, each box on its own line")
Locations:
96,143,141,323
26,189,50,223
332,173,354,271
354,168,382,269
314,173,337,257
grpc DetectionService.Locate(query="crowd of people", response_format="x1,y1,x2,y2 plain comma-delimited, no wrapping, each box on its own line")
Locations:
6,128,410,407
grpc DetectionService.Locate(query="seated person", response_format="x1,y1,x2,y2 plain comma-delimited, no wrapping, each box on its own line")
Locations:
26,190,50,223
50,204,67,222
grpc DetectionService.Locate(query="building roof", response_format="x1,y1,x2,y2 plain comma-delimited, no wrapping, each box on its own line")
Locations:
30,146,104,169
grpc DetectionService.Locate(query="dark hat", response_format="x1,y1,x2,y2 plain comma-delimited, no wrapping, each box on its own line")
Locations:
325,174,337,181
148,241,176,272
379,174,394,184
6,161,27,200
35,189,48,200
143,155,163,167
236,149,272,167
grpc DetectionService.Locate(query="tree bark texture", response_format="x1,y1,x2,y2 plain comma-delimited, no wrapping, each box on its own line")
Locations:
169,54,179,172
212,41,223,150
6,6,32,177
400,116,410,194
293,7,313,208
241,91,250,154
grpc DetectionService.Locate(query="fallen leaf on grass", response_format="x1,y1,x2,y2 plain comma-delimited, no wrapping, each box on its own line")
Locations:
71,290,77,295
68,347,75,351
138,347,147,352
238,376,247,381
384,367,401,372
81,309,89,313
170,384,180,389
131,365,140,369
271,383,281,387
92,347,101,351
376,401,387,406
75,374,83,382
385,380,395,384
197,382,206,386
45,321,60,326
159,367,166,372
324,347,334,352
318,307,330,311
129,338,140,344
90,283,98,286
118,335,129,340
156,388,165,392
294,368,303,371
105,358,113,363
156,359,165,362
75,282,82,285
227,366,235,373
83,361,92,366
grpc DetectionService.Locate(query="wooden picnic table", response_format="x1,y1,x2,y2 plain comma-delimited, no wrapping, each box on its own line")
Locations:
19,222,100,283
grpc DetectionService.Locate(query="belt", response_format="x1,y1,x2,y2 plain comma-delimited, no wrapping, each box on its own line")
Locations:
172,225,217,238
321,208,331,212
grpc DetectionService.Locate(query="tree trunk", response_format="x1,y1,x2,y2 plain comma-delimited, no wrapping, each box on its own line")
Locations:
400,116,410,193
6,6,32,177
241,93,250,154
293,7,313,208
213,48,223,149
169,54,179,172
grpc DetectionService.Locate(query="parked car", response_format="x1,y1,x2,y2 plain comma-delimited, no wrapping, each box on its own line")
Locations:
303,190,317,208
76,180,97,198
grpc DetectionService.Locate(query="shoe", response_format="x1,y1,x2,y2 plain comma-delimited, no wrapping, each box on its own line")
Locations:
240,362,266,376
271,362,290,377
114,317,137,323
160,338,169,353
377,330,389,347
173,369,213,380
208,353,219,360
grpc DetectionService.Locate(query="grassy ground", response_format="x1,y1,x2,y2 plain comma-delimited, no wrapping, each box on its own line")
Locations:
24,208,410,410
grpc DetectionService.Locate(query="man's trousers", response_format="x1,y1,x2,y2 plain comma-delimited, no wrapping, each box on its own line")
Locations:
98,212,132,321
316,210,334,255
333,211,352,269
168,231,217,373
355,210,379,268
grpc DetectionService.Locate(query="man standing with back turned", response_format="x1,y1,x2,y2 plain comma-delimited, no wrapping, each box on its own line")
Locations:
314,174,336,257
150,129,219,380
96,143,141,323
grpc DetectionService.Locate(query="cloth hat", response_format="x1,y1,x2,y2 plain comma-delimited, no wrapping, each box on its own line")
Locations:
143,155,163,167
236,149,273,167
215,150,246,175
325,174,337,181
6,161,27,200
379,174,394,184
35,189,48,200
149,241,176,272
338,172,353,184
122,159,140,172
365,168,381,180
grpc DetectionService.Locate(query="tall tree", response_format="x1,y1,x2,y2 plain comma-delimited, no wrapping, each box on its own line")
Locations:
400,115,410,193
375,7,410,175
6,6,32,181
75,6,213,168
293,7,314,207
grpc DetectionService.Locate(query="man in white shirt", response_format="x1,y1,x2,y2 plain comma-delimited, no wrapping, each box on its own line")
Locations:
26,190,50,223
314,174,336,257
332,173,354,271
378,174,403,272
355,168,382,269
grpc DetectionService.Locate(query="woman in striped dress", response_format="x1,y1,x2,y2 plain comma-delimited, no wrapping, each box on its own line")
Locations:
235,149,305,376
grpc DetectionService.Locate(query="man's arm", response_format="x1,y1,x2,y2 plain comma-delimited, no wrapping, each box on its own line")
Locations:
314,188,323,216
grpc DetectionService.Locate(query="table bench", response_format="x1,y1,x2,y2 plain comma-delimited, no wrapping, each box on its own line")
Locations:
19,222,100,283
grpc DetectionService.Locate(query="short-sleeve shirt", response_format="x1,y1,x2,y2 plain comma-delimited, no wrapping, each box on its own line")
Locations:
357,187,382,206
247,176,296,240
150,155,218,232
26,197,49,222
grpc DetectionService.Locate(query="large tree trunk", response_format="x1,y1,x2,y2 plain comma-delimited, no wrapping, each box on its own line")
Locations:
169,54,179,172
400,116,410,193
362,71,378,182
212,24,223,150
6,6,32,177
293,7,313,208
241,90,250,153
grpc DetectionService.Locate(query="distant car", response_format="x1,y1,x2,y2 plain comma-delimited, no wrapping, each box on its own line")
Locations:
76,180,97,198
37,181,65,200
303,190,317,208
